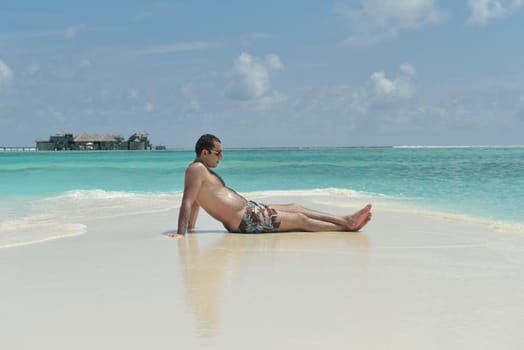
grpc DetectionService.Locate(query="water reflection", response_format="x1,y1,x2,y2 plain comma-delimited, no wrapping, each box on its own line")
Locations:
176,232,369,338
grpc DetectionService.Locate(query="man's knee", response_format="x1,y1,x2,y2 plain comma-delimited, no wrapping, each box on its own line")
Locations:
295,212,309,225
287,203,303,211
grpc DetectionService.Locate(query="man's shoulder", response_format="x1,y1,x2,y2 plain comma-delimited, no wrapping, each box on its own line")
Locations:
186,161,208,175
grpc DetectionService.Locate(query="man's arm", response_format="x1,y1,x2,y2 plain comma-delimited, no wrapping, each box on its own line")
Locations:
174,164,204,236
188,202,200,233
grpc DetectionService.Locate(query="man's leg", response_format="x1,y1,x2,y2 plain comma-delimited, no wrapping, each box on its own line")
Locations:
273,204,372,232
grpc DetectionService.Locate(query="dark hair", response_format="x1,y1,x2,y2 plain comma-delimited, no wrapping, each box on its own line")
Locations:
195,134,221,156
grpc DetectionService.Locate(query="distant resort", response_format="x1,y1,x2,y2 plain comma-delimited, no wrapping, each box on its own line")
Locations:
33,131,166,151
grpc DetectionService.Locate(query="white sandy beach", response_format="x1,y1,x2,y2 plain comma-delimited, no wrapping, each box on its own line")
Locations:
2,194,524,350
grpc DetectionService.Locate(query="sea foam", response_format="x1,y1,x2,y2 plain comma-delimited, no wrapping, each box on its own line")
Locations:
0,189,182,249
0,218,86,249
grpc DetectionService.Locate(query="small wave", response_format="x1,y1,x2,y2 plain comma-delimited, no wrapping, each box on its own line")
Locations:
0,218,86,249
39,189,181,222
48,189,179,200
365,202,524,235
393,145,524,149
0,190,182,249
242,187,383,199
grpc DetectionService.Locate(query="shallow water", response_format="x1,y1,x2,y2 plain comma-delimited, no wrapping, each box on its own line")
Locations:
1,147,523,247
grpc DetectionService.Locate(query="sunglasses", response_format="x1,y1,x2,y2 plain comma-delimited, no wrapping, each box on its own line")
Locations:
208,150,222,156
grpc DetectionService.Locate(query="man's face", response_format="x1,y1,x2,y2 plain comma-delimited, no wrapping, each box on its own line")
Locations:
205,141,223,168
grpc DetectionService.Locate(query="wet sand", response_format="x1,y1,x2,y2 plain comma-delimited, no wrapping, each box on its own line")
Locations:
2,196,524,349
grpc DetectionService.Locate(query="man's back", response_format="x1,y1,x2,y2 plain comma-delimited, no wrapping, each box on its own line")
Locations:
187,161,247,231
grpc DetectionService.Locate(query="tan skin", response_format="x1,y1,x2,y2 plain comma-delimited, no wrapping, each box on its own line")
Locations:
169,141,372,237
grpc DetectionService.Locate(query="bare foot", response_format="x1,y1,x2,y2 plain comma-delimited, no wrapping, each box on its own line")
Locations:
344,204,372,231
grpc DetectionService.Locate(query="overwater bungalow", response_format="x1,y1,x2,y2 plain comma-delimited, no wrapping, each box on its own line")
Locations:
36,131,153,151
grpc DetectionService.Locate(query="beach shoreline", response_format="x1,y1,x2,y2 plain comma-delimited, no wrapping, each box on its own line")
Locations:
2,194,524,349
2,189,523,250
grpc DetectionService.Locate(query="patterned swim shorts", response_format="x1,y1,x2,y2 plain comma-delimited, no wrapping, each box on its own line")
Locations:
234,200,281,233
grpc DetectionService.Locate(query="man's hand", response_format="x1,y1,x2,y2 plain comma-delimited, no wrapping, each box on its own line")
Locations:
167,232,184,238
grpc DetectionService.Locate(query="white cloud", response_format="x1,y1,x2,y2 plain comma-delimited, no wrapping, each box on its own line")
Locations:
79,59,91,68
26,63,40,75
65,26,78,39
226,52,284,101
468,0,524,25
128,89,139,99
185,98,201,112
336,0,447,46
0,25,91,41
0,59,14,91
249,91,288,111
369,64,417,103
243,73,522,146
518,94,524,119
244,32,270,41
134,11,154,21
265,54,285,71
145,102,154,113
400,63,417,77
133,41,222,55
241,32,271,46
371,72,396,95
180,86,201,113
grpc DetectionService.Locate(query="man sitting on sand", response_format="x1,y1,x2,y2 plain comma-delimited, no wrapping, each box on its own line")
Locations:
170,134,372,236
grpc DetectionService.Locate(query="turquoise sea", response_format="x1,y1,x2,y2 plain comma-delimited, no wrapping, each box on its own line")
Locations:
1,147,523,248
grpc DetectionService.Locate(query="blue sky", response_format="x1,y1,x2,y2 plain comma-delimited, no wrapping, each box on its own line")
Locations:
1,0,524,147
